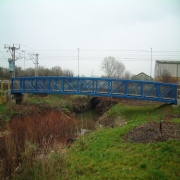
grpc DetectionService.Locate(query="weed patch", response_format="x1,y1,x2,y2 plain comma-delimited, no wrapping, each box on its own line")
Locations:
1,101,180,179
0,111,81,179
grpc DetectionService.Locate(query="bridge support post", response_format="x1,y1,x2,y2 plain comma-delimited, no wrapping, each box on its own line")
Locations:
12,93,28,104
172,100,180,108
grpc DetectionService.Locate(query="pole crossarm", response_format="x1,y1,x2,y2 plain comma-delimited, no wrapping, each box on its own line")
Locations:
11,76,178,104
4,44,20,77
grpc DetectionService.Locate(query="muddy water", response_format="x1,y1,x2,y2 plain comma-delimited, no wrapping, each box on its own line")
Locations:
75,109,100,121
75,109,101,130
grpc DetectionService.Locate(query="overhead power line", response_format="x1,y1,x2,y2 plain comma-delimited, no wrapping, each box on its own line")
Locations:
14,44,35,51
24,49,180,52
0,51,8,61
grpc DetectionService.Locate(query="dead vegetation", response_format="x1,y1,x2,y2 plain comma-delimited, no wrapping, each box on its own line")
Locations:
71,96,90,113
0,110,82,179
7,102,61,117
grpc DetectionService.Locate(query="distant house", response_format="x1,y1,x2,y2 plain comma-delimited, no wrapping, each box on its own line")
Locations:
131,72,153,81
154,60,180,82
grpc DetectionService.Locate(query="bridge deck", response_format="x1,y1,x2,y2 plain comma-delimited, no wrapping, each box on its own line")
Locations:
11,76,178,104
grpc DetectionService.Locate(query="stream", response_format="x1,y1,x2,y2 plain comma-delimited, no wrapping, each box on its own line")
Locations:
75,109,100,121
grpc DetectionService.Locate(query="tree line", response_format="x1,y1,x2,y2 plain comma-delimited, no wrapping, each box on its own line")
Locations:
0,66,74,80
0,56,131,80
0,56,175,83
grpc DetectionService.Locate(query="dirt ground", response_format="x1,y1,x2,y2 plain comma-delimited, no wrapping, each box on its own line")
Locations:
124,122,180,143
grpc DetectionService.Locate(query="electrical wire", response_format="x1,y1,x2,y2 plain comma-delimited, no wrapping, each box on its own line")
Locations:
0,51,8,61
14,44,35,51
1,47,179,65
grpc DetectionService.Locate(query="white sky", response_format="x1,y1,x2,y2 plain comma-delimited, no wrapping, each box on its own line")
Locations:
0,0,180,77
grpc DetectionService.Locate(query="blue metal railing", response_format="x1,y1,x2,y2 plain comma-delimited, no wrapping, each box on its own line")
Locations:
11,76,178,104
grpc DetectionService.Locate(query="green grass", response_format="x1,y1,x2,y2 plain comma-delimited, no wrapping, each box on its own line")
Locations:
66,131,180,180
12,103,180,179
66,140,179,179
0,104,7,118
0,104,6,114
0,103,17,123
28,94,74,115
28,94,89,114
64,103,180,180
28,94,73,108
108,103,180,123
0,104,7,127
0,89,8,95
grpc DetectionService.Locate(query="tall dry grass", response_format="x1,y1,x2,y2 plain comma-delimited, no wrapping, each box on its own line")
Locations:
0,111,82,179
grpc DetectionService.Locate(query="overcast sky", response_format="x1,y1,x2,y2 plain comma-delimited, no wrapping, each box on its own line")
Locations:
0,0,180,77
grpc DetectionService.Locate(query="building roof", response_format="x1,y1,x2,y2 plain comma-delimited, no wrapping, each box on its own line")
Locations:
131,72,152,79
156,60,180,64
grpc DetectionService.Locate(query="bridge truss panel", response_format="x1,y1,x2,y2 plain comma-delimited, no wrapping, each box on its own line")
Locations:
11,77,178,104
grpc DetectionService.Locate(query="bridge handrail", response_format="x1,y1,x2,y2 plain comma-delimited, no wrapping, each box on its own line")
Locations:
11,76,178,104
11,76,178,87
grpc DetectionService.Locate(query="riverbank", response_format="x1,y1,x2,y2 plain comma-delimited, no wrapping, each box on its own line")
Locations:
0,95,180,179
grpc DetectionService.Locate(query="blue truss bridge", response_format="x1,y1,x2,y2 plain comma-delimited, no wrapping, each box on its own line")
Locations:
11,76,178,104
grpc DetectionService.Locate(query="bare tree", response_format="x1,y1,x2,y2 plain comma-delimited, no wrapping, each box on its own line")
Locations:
101,56,125,78
160,69,177,84
38,66,46,76
26,67,35,76
14,66,23,77
63,69,74,76
0,67,11,79
51,66,63,76
123,70,131,79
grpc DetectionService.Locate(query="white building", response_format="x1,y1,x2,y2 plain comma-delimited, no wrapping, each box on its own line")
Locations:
154,60,180,81
131,72,153,81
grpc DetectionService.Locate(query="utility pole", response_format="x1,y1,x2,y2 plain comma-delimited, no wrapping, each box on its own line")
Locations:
29,53,39,77
77,48,79,77
4,44,20,77
150,47,152,80
22,50,26,70
35,53,39,77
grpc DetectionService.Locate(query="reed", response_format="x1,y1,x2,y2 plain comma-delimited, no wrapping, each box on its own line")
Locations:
0,111,81,179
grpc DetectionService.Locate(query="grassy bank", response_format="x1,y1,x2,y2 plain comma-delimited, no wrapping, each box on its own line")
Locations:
67,130,180,180
13,103,180,180
64,103,180,180
0,104,8,124
0,104,6,115
28,94,90,114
